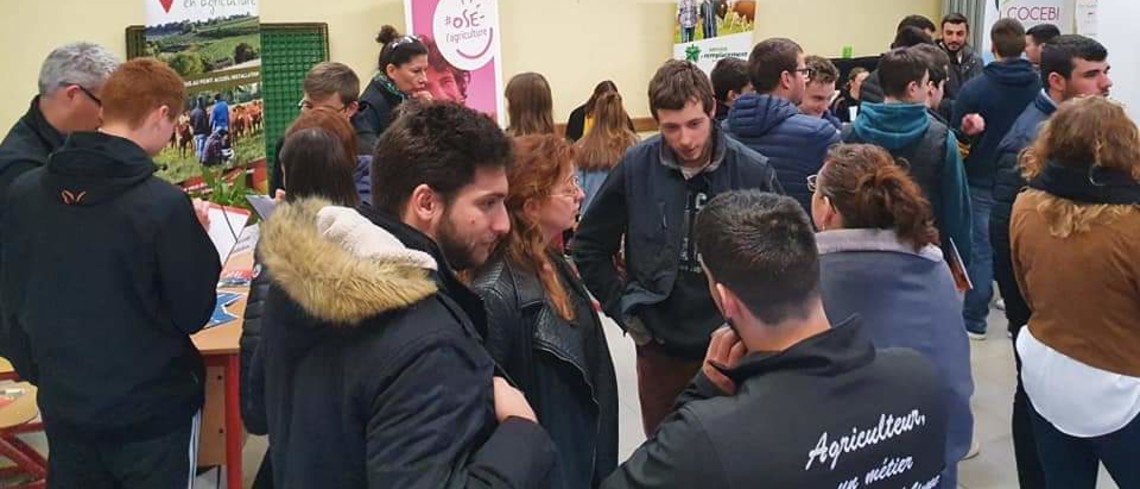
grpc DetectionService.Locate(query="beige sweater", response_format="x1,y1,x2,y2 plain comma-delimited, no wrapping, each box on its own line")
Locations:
1011,191,1140,377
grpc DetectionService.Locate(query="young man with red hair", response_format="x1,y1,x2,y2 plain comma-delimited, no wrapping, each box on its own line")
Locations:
1,58,220,488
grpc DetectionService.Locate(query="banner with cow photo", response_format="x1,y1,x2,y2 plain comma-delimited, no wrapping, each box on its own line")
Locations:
673,0,755,74
145,0,266,190
405,0,505,125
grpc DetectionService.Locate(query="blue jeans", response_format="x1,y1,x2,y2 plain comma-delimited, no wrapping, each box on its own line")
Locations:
194,134,207,162
1031,406,1140,489
963,185,993,334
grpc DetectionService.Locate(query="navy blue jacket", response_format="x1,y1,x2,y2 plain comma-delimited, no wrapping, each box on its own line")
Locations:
817,229,974,489
993,91,1056,223
572,129,782,359
952,59,1040,188
725,93,840,213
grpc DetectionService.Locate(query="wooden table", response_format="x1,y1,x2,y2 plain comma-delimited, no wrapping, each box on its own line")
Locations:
192,226,257,489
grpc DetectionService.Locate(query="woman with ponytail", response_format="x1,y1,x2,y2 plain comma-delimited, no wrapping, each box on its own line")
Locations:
351,25,430,154
574,91,639,212
810,143,973,489
473,135,618,489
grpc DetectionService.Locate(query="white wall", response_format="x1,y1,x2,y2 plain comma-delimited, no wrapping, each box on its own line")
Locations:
1096,0,1139,121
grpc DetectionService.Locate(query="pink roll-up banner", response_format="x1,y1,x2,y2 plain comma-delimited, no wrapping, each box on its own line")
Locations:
406,0,505,125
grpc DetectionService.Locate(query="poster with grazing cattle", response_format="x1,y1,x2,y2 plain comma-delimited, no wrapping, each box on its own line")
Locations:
674,0,756,74
144,0,266,191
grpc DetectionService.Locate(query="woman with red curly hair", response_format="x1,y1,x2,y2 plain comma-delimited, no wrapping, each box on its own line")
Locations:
473,134,617,489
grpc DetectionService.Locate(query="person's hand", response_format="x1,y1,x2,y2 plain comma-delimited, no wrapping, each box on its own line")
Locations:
192,198,211,230
492,377,537,423
961,113,985,136
411,90,433,102
703,326,747,395
273,189,286,203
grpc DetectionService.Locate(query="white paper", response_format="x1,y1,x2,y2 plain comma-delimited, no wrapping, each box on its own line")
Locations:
1076,0,1098,37
206,205,251,263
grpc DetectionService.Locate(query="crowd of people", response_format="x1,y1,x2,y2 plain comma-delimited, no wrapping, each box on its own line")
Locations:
0,11,1136,489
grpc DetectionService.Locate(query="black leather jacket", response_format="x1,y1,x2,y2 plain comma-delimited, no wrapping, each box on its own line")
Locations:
474,253,619,489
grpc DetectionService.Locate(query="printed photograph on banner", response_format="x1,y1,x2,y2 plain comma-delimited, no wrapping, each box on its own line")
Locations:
674,0,755,43
407,0,504,124
673,0,755,74
145,0,266,193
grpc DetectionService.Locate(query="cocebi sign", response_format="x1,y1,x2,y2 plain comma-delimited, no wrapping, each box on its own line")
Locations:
996,0,1062,24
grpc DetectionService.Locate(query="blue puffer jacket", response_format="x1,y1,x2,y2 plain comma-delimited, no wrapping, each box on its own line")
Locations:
817,228,974,489
726,94,840,213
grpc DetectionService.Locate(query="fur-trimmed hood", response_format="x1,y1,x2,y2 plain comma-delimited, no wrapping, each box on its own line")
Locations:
258,198,439,325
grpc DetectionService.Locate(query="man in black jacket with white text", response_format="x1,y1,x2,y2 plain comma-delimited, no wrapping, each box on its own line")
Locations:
603,191,948,488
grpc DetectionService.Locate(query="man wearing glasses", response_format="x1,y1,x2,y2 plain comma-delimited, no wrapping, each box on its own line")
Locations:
725,37,841,215
0,42,119,205
269,62,362,196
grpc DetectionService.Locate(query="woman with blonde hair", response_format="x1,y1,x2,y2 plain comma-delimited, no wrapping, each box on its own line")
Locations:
505,72,555,136
574,91,639,212
473,135,618,489
1011,96,1140,488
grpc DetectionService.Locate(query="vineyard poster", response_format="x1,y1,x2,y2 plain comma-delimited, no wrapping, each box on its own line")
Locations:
405,0,505,125
145,0,266,190
673,0,756,74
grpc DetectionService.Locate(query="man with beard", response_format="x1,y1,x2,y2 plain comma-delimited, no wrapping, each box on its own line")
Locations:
990,34,1111,489
940,13,984,101
256,102,555,488
573,60,781,437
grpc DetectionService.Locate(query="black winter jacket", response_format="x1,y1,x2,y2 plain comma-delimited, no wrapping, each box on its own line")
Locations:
0,97,65,207
572,129,782,360
952,59,1041,188
351,76,405,155
240,250,271,436
0,132,220,440
474,253,619,489
602,317,949,488
256,198,555,489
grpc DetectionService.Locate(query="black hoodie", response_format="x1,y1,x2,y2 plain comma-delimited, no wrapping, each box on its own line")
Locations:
0,132,221,440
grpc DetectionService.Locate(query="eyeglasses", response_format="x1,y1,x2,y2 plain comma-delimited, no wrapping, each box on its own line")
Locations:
793,67,815,78
70,84,102,107
297,98,353,112
806,174,819,192
553,174,582,199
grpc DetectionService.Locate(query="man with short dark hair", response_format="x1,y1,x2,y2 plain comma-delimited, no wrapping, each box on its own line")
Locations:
574,59,781,437
952,17,1040,340
258,101,556,487
857,20,935,106
843,47,972,276
189,96,210,161
1024,24,1061,68
899,14,937,37
725,37,840,213
799,55,842,129
940,13,985,100
710,57,751,122
601,190,949,488
991,35,1110,489
2,58,220,488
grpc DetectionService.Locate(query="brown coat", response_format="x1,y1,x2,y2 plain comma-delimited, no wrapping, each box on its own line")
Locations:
1011,190,1140,377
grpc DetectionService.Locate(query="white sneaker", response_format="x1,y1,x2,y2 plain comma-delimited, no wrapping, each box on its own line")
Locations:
994,299,1006,311
967,330,987,341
